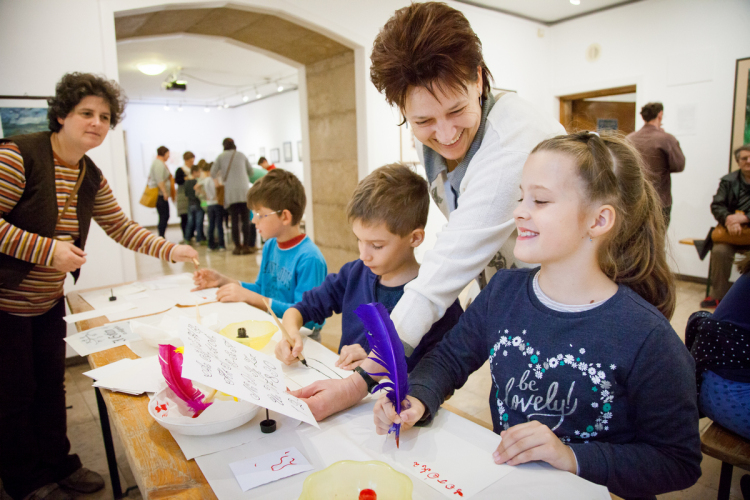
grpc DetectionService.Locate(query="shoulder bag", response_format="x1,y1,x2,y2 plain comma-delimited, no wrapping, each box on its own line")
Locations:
215,150,236,207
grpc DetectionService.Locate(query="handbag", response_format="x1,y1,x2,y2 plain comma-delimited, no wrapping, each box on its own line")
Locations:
215,150,236,207
140,171,159,208
711,223,750,246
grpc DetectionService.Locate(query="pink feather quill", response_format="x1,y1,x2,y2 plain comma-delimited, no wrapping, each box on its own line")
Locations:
158,344,212,417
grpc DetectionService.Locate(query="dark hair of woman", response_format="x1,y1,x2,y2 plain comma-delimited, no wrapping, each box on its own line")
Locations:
47,72,127,132
370,1,493,111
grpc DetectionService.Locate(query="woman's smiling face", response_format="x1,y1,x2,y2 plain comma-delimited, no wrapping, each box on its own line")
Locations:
403,70,483,164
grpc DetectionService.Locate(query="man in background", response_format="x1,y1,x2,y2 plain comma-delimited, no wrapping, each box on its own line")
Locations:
149,145,172,238
627,102,685,227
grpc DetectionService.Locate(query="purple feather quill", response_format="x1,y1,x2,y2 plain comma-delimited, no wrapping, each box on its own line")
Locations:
158,344,212,417
355,302,409,447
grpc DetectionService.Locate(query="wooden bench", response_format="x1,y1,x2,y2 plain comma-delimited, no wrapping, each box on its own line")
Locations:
700,422,750,500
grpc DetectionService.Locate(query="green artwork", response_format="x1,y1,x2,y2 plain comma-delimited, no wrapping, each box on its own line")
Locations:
745,68,750,145
0,107,48,138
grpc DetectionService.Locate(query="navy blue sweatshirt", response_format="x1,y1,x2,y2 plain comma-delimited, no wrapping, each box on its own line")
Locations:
409,268,701,498
293,259,463,372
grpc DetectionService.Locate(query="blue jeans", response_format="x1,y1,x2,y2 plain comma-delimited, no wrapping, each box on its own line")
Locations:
700,370,750,440
186,205,205,241
207,204,225,249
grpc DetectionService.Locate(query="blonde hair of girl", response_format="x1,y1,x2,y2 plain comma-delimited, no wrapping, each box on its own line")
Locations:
531,131,675,318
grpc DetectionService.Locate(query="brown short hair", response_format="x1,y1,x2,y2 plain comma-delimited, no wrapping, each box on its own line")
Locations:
247,169,306,225
47,72,127,132
370,2,493,111
198,159,211,172
532,131,675,319
347,164,429,236
734,144,750,162
183,151,195,161
156,145,169,157
640,102,663,122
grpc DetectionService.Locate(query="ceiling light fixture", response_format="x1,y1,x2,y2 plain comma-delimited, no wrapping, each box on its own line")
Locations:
277,84,284,92
137,63,167,76
570,0,581,4
164,104,170,111
243,94,249,102
204,106,210,113
256,91,262,99
223,102,229,108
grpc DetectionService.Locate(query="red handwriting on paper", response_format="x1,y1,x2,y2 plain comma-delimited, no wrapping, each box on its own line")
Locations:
413,462,463,496
270,451,296,471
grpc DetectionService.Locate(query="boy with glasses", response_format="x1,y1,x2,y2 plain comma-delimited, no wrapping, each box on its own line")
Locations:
193,170,326,327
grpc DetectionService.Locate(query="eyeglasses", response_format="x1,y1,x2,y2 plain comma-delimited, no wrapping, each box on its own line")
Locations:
253,210,282,220
739,156,750,164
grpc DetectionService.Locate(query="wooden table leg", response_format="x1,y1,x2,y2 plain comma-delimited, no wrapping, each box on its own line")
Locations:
95,387,123,499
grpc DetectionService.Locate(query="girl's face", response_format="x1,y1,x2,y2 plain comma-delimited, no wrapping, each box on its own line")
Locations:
403,71,483,163
513,151,594,265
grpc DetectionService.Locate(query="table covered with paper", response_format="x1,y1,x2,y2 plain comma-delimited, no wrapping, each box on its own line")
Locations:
66,276,610,500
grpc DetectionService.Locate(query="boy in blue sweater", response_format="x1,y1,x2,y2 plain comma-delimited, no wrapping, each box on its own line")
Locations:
276,163,463,372
193,169,327,325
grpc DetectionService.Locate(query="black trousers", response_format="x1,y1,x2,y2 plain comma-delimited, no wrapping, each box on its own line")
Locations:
228,203,252,248
0,301,81,499
179,213,188,240
156,196,170,238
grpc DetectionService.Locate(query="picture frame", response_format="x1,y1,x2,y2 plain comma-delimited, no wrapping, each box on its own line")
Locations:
730,56,750,172
259,147,266,159
270,148,280,164
297,140,302,161
0,96,49,138
283,141,293,162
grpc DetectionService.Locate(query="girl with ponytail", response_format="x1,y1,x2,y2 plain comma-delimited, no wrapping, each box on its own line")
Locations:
374,131,701,499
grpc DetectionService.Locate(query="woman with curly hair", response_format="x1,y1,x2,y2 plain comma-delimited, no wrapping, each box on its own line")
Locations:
0,73,197,500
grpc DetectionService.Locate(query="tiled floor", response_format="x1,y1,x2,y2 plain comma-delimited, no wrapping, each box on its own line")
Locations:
8,225,745,499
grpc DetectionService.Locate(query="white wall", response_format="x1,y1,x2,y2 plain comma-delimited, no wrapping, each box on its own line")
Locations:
0,0,138,293
548,0,750,278
121,91,303,227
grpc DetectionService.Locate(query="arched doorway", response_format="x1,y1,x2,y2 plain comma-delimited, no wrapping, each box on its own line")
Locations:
115,5,360,270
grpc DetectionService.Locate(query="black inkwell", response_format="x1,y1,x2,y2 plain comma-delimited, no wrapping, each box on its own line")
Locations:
108,288,116,302
260,408,276,433
237,327,248,339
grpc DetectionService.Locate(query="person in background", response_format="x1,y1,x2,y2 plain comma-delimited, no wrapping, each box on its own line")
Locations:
247,160,267,251
149,145,172,238
193,169,327,321
174,153,193,244
184,163,205,245
701,144,750,308
687,255,750,500
0,72,197,500
258,156,276,171
374,132,701,499
211,138,254,255
627,102,685,227
195,161,225,251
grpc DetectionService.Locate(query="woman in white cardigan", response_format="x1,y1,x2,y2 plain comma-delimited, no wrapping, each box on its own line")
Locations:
280,2,564,419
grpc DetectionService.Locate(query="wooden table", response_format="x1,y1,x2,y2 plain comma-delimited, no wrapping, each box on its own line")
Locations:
67,291,218,500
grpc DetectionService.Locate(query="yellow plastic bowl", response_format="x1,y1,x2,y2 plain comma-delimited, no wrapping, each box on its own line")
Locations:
299,460,413,500
219,320,277,350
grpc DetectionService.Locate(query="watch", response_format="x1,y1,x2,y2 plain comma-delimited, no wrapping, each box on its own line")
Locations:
354,366,378,394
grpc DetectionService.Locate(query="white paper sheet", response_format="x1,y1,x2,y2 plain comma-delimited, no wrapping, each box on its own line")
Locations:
305,404,512,499
170,411,301,460
92,356,166,395
105,298,177,323
174,287,218,306
63,303,136,324
230,446,313,492
64,321,140,356
178,318,319,428
79,283,148,310
83,358,135,380
279,335,352,388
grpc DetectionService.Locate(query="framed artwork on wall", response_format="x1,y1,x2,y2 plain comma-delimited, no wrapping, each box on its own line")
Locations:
270,148,280,163
248,153,256,164
0,103,48,138
297,140,302,161
730,56,750,172
283,141,293,162
259,147,266,159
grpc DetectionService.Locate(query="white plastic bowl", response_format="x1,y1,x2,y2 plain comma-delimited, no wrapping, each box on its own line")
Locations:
148,387,259,435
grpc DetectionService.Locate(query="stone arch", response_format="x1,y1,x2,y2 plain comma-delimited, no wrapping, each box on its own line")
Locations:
115,5,359,270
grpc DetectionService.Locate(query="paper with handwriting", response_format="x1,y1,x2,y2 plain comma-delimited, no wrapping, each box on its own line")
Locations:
179,318,319,428
64,322,140,356
229,447,313,491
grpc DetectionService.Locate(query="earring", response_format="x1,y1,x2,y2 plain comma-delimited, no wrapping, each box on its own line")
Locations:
589,236,593,242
